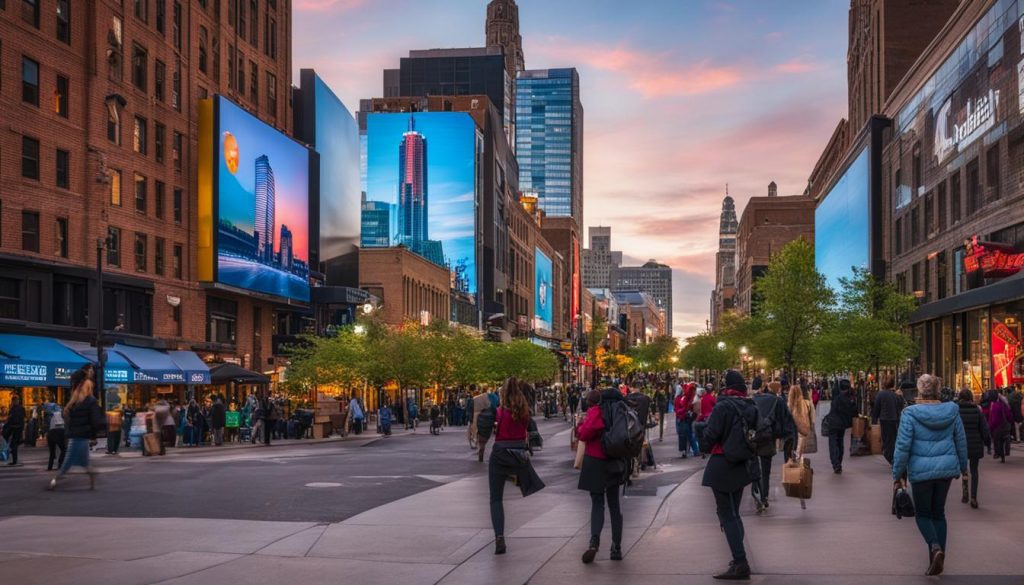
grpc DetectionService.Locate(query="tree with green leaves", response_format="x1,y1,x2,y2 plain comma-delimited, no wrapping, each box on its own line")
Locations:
587,312,609,368
486,339,560,383
751,238,834,376
678,331,735,374
629,335,679,372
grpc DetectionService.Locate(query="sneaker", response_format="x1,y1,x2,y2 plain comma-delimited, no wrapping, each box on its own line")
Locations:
926,545,945,576
713,560,751,580
582,537,599,564
494,536,506,555
47,478,57,491
610,544,623,561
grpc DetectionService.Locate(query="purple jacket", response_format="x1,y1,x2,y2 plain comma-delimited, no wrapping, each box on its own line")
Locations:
988,398,1013,433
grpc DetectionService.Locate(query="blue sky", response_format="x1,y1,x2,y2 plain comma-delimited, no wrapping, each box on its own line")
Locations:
294,0,851,337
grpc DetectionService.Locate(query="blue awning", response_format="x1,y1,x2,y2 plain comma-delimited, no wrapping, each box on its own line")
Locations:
61,341,137,385
0,334,91,387
169,351,211,385
111,344,189,384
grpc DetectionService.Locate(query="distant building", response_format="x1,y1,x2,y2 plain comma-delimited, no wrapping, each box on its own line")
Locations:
360,196,394,248
397,116,429,246
734,193,815,316
279,225,294,270
582,226,621,289
613,291,666,346
516,68,584,225
254,155,276,264
710,194,738,332
612,260,672,335
359,247,451,327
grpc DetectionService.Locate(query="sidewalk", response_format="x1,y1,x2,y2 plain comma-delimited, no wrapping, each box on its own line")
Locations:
1,406,1021,584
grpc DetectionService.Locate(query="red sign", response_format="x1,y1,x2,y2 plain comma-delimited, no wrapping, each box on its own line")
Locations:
963,236,1024,277
571,236,581,325
991,320,1024,387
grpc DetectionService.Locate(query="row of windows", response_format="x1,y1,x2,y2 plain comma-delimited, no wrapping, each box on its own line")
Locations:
227,0,278,58
3,206,68,258
106,168,184,224
118,113,184,171
104,226,183,279
18,55,70,118
12,0,70,43
18,136,70,190
128,42,181,112
226,44,279,117
130,0,182,50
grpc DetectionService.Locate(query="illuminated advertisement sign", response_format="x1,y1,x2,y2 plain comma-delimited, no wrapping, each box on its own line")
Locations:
963,236,1024,278
992,319,1024,387
199,96,311,302
572,235,581,324
815,146,869,294
364,112,478,298
534,248,553,334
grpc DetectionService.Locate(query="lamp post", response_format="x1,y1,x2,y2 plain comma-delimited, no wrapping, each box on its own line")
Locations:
95,236,109,409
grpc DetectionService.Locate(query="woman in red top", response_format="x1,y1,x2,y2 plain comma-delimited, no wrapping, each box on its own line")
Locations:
488,378,544,555
674,383,699,458
576,388,627,563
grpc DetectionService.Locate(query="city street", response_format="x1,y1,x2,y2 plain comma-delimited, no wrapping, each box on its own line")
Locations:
1,408,1021,584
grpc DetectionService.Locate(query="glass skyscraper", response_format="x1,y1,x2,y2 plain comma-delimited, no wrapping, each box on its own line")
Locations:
515,68,583,225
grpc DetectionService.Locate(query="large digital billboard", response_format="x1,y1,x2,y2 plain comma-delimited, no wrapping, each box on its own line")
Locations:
201,96,311,302
535,248,553,334
815,146,869,295
364,112,477,297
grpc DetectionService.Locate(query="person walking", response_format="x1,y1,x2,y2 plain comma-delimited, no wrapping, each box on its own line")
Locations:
654,385,668,443
349,396,364,435
956,389,989,509
153,399,176,449
701,370,759,580
788,380,815,459
567,387,580,421
577,388,627,563
42,394,68,469
3,395,26,466
1007,386,1022,442
185,399,202,446
872,377,904,465
48,365,106,490
825,379,858,474
695,384,717,460
210,396,226,446
892,374,968,576
259,393,275,446
674,383,700,458
751,380,793,513
985,389,1013,463
488,378,544,555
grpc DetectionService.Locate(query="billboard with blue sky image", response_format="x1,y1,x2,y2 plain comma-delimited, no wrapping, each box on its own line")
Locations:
364,112,477,297
311,74,360,263
216,96,310,302
815,146,869,294
534,248,553,334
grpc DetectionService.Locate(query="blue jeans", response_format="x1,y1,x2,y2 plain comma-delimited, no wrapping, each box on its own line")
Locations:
676,419,699,456
912,478,952,552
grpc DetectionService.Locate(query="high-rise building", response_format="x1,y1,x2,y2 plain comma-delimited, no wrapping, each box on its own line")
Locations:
254,155,277,264
486,0,525,78
612,261,673,335
279,225,294,270
516,68,584,225
397,117,428,245
582,226,621,289
710,194,738,332
361,196,394,248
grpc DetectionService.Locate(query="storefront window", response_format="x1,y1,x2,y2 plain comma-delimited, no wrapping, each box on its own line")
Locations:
990,301,1024,388
966,309,991,393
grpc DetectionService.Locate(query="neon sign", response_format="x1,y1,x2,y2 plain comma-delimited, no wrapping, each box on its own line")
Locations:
992,320,1024,387
963,236,1024,278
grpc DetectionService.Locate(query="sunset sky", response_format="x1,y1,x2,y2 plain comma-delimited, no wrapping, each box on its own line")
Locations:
293,0,851,339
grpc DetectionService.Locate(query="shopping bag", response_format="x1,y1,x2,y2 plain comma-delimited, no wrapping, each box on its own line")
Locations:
802,422,818,454
782,458,813,499
868,424,882,455
143,432,164,456
851,416,866,439
573,440,586,470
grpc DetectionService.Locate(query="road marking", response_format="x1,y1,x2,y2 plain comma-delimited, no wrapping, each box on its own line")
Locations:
304,482,343,488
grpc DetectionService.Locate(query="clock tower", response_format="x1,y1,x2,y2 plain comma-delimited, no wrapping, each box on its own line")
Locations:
486,0,525,77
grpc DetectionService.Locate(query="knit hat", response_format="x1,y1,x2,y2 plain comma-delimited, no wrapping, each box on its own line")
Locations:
724,369,746,393
838,379,852,392
751,376,763,391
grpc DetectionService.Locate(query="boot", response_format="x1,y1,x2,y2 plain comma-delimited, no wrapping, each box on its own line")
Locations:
582,536,599,564
610,543,622,561
713,560,751,580
494,536,506,555
970,498,979,509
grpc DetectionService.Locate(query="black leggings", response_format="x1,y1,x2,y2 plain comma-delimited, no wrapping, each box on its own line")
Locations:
968,457,980,500
590,485,623,545
713,487,747,562
488,460,508,537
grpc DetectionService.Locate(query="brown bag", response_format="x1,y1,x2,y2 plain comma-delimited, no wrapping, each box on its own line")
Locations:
143,432,164,456
573,440,586,470
851,416,866,439
782,458,813,499
869,424,882,454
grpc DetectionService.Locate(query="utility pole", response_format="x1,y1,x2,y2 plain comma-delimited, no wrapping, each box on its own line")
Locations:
95,237,107,409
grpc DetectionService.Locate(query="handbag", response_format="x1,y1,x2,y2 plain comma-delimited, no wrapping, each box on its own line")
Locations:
573,439,586,470
802,423,818,454
820,415,832,437
507,448,531,464
892,487,916,519
782,457,813,499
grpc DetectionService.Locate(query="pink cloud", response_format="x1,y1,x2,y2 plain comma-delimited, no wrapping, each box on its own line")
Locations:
775,57,821,74
294,0,365,12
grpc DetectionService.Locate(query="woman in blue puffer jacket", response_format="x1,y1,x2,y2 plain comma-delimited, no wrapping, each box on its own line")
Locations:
892,374,968,577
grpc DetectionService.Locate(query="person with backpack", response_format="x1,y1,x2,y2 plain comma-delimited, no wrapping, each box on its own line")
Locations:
577,388,633,564
957,389,989,508
825,379,858,474
700,370,759,580
42,394,68,469
892,374,968,576
751,380,794,513
488,378,544,555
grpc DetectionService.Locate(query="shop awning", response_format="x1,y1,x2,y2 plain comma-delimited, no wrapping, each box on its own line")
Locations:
169,351,211,384
0,334,90,386
209,362,270,385
111,344,189,384
62,341,140,385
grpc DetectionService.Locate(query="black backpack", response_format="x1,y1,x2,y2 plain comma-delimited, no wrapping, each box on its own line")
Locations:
476,407,496,438
723,400,759,464
601,400,644,459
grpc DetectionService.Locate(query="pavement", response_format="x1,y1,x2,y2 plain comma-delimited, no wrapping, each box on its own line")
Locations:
1,404,1022,584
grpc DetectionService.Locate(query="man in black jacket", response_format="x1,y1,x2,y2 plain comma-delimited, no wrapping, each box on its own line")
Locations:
826,379,858,474
751,381,793,512
3,395,26,466
871,377,903,464
210,396,226,446
701,370,758,581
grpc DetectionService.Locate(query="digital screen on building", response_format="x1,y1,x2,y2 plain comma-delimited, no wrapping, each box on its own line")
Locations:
311,75,360,264
364,112,478,297
815,146,869,295
207,96,311,302
534,248,553,334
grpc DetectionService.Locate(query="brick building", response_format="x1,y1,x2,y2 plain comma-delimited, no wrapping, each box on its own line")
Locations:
734,192,815,316
358,247,451,327
0,0,294,375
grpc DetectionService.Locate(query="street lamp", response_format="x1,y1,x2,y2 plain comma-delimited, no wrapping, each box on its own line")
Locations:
353,325,366,336
740,346,748,356
717,341,726,351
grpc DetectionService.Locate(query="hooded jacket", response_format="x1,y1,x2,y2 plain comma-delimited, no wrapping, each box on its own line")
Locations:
892,401,968,483
700,392,759,492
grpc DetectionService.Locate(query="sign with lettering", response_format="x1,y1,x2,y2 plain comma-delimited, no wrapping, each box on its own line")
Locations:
963,236,1024,278
992,320,1024,386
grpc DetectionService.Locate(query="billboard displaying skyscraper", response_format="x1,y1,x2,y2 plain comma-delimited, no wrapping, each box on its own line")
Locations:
200,96,311,302
364,112,478,297
535,248,553,334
